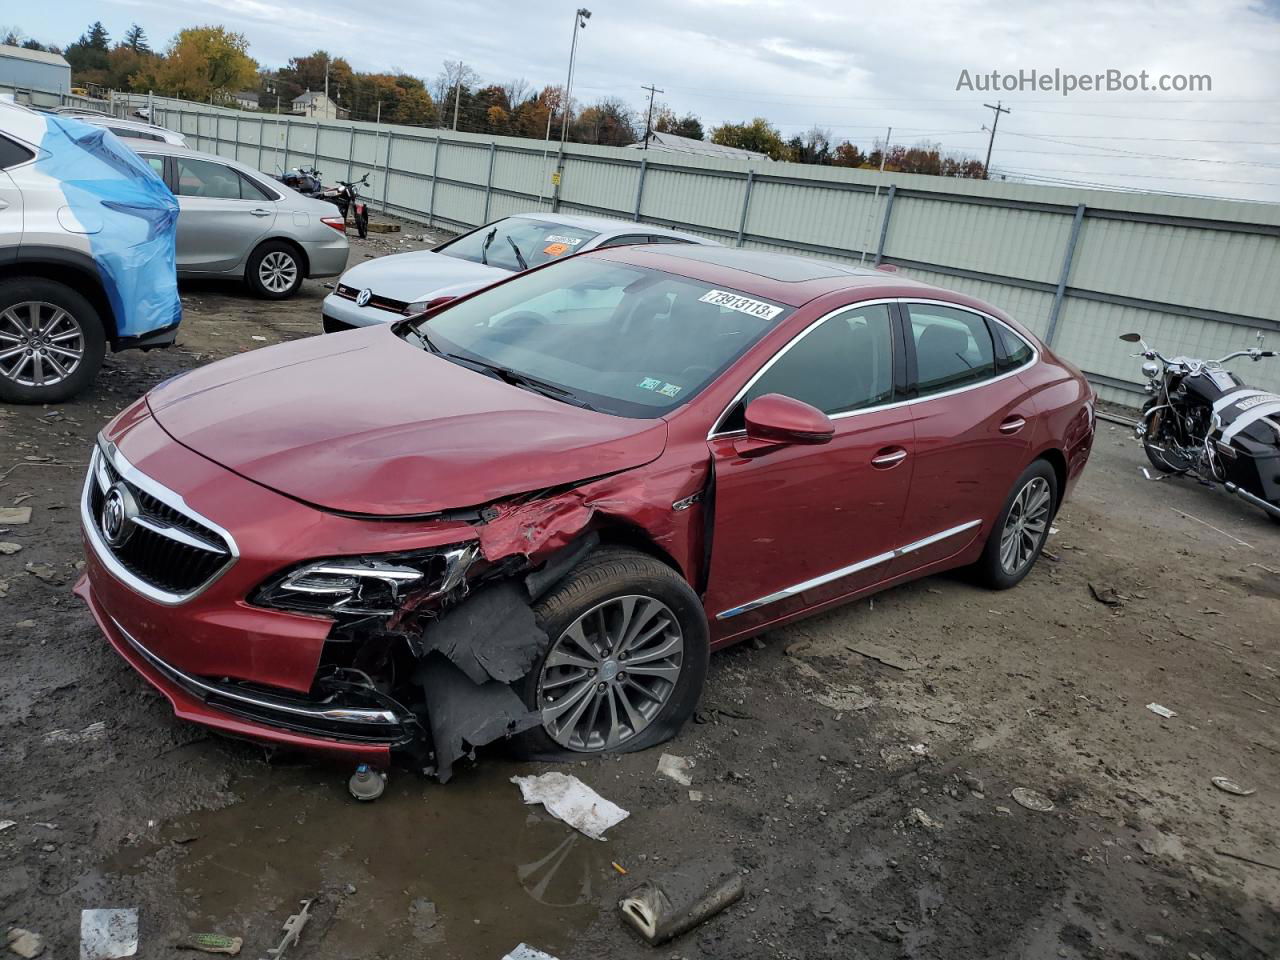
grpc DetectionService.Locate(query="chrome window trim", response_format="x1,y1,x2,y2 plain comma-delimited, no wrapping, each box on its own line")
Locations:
110,614,399,726
715,518,981,620
707,297,1039,439
81,440,240,606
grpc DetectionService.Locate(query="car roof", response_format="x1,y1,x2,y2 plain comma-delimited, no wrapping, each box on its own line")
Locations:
508,211,707,243
585,244,990,311
78,115,179,135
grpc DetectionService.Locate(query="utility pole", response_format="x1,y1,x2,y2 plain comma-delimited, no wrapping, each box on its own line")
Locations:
859,126,891,265
982,100,1010,179
323,55,330,116
452,79,462,130
551,8,591,211
640,83,663,149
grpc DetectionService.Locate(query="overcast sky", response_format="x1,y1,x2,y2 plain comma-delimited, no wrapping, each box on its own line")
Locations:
15,0,1280,202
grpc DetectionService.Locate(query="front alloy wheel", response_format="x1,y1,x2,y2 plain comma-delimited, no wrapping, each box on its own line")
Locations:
514,547,709,759
538,595,685,751
258,251,298,295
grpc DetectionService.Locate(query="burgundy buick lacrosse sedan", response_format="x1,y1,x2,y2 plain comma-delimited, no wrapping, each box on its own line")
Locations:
77,245,1094,780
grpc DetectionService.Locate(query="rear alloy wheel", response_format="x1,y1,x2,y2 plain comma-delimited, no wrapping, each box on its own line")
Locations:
0,279,104,404
974,460,1059,589
246,242,303,299
514,548,709,758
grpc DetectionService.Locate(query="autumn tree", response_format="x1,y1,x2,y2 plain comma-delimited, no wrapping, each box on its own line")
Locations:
710,117,789,160
136,26,257,103
652,105,704,140
573,97,637,146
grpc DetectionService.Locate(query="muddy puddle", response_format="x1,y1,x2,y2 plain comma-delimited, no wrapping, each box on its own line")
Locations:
108,761,612,958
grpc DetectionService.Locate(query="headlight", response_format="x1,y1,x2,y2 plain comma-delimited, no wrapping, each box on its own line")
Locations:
402,295,455,316
252,543,479,616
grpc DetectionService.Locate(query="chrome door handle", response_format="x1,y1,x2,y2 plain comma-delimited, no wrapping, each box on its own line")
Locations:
999,416,1027,434
250,208,272,217
871,449,908,468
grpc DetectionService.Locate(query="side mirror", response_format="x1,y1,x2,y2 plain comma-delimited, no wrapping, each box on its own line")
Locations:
741,394,834,452
1118,332,1143,343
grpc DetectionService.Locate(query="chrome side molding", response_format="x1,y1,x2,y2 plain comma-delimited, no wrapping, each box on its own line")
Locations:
715,519,981,620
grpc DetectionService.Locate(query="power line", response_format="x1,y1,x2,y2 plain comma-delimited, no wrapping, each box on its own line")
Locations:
1004,130,1280,168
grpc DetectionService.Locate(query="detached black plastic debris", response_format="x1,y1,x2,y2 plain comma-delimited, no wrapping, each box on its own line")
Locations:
416,581,547,684
416,656,540,783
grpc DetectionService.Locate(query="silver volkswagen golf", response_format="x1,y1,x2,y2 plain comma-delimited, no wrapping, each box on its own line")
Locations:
131,142,350,299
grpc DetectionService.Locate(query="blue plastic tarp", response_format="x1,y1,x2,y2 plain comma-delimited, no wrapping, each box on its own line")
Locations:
34,115,181,341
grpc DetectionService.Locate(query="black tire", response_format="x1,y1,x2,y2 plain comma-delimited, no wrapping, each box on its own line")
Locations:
974,459,1059,590
245,241,304,300
355,208,369,239
1140,400,1192,473
0,278,105,404
512,547,709,759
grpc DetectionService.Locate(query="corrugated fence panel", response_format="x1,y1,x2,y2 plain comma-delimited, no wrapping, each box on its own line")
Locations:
108,93,1280,406
887,197,1070,284
1070,218,1280,322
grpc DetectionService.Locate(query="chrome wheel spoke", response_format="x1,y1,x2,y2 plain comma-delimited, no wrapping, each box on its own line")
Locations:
544,648,595,671
999,477,1051,575
624,662,681,683
625,632,681,666
542,676,596,725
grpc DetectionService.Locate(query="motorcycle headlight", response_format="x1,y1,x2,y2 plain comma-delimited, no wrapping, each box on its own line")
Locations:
252,543,479,616
1141,361,1162,380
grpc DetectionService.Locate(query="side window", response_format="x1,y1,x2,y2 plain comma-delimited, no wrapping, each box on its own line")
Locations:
109,127,161,142
994,323,1034,371
0,135,34,169
140,155,166,181
238,173,273,201
907,304,996,396
174,157,246,200
647,235,691,245
721,303,895,430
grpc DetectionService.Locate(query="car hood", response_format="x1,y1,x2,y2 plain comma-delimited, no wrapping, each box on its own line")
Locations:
145,326,667,516
339,249,512,303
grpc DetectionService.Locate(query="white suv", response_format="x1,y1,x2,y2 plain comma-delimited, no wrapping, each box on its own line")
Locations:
0,101,183,403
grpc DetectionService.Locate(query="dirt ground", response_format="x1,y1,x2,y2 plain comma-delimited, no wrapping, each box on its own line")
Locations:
2,226,1278,960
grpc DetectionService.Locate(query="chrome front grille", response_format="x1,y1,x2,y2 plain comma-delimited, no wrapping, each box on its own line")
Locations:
335,283,409,314
83,443,238,604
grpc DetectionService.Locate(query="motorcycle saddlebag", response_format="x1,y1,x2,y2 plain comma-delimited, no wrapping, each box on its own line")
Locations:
1212,390,1280,501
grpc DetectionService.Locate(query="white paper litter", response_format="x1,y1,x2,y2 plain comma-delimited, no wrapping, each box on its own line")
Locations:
80,908,138,960
0,820,15,832
1146,703,1177,719
656,753,694,786
503,945,561,960
510,773,628,841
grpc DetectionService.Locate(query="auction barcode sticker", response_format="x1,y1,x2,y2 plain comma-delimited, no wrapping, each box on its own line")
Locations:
699,289,783,321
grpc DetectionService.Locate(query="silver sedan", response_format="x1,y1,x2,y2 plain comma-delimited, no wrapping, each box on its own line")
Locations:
130,143,350,299
322,212,714,331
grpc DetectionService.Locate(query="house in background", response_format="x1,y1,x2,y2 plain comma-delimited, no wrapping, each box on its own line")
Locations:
291,90,345,120
231,90,259,111
0,44,72,97
625,130,770,162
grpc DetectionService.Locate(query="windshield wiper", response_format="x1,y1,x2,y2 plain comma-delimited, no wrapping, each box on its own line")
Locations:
403,322,440,353
506,236,529,271
443,354,596,410
479,227,498,265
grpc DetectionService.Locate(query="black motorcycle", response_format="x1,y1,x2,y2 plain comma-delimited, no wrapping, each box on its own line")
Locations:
1123,331,1280,522
276,166,324,196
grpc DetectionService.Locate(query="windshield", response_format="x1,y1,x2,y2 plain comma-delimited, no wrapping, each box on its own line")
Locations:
403,258,789,418
436,217,599,272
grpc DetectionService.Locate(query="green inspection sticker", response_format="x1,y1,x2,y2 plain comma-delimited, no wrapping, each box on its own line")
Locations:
638,377,662,390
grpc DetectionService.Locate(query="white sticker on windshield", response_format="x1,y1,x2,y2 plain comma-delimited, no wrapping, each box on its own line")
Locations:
698,289,783,321
544,234,584,246
658,383,683,398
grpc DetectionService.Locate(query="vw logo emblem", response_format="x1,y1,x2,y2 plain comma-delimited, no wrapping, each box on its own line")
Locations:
355,288,373,307
101,482,139,548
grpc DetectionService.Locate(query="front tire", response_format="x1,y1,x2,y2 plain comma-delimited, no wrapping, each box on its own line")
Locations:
975,460,1059,589
1141,401,1192,473
0,278,105,404
512,547,709,758
245,241,304,299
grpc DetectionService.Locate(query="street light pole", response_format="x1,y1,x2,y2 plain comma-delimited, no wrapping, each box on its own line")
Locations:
550,7,590,211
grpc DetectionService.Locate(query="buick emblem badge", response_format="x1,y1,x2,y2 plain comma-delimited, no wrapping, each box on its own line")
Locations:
355,288,373,307
101,482,139,548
